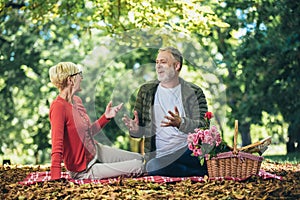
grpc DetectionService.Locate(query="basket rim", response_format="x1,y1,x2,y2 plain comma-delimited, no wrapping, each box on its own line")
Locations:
206,151,264,161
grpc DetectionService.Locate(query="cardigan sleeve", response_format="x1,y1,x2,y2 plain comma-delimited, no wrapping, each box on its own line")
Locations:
49,101,65,180
130,84,150,138
178,82,208,133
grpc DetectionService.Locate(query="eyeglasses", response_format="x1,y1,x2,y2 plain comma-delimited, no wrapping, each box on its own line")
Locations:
70,71,83,78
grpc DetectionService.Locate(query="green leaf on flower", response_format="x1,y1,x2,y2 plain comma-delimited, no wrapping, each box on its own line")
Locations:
200,158,205,166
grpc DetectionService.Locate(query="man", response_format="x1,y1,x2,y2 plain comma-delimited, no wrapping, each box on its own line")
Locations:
122,47,208,177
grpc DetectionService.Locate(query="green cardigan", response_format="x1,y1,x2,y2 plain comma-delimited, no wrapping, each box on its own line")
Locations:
131,77,208,160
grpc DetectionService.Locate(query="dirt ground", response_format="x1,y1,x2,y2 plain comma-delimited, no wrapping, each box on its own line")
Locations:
1,160,299,199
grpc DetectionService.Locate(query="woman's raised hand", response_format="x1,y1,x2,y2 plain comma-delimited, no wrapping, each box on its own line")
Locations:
104,101,123,119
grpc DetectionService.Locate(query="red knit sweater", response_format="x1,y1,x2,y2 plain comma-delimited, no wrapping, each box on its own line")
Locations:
49,95,110,180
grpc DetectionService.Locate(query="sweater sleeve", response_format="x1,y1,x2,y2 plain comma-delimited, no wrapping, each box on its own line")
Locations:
73,96,110,136
90,114,110,136
49,101,65,180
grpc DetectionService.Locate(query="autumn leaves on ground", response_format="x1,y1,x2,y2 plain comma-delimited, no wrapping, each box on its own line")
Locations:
1,160,299,199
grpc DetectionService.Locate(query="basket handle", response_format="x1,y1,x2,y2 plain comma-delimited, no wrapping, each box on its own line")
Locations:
233,120,238,154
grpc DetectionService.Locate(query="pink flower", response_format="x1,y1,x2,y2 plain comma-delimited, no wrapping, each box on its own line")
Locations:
187,133,194,143
193,148,202,157
203,129,211,136
188,142,194,151
187,115,224,163
203,134,214,145
192,134,199,146
211,125,218,133
215,133,222,146
197,129,204,141
194,128,200,133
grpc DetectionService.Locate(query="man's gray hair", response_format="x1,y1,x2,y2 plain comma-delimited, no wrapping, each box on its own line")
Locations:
159,46,183,70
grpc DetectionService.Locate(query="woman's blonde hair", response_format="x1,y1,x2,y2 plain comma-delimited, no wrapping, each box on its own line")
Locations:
49,62,79,90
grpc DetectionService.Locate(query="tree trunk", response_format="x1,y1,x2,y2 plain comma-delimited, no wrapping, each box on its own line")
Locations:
239,122,252,147
286,122,300,153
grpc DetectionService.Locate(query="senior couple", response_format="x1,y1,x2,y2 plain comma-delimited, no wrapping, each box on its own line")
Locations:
49,46,208,180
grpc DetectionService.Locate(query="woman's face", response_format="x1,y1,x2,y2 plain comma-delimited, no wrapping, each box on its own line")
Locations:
71,71,83,93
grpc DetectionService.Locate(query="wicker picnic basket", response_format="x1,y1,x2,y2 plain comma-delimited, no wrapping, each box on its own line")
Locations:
206,120,264,179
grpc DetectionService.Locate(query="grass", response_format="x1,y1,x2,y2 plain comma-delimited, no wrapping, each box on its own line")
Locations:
260,143,300,164
264,153,300,164
1,144,299,165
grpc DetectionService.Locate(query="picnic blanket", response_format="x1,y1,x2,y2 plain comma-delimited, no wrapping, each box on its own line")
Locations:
19,169,282,185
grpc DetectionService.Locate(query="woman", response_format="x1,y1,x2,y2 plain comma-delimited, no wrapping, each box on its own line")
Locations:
49,62,144,180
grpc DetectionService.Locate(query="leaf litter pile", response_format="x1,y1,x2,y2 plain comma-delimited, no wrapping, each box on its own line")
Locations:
1,160,299,199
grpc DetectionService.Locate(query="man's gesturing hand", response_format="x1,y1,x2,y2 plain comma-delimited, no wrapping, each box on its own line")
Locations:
122,110,139,133
161,106,182,129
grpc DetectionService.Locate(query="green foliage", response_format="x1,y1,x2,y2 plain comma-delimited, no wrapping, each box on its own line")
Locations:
209,0,299,151
1,0,298,165
0,0,93,163
0,0,227,164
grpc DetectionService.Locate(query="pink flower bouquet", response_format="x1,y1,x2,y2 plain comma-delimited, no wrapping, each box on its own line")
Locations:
188,112,228,165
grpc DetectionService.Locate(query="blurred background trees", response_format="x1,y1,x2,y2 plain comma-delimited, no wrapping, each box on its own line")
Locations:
0,0,298,164
210,0,299,151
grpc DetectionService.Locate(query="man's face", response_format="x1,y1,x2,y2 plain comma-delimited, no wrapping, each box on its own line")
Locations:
155,51,179,83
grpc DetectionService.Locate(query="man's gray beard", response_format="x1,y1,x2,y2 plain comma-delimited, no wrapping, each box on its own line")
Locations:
157,68,176,83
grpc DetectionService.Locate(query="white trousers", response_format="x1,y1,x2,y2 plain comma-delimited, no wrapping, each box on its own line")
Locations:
70,143,144,179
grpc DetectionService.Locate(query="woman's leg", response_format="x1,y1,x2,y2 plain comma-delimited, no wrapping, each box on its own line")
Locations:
88,159,144,179
95,142,144,163
70,143,145,180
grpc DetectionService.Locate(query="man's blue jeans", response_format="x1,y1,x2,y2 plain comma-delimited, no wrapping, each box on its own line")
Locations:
146,147,208,177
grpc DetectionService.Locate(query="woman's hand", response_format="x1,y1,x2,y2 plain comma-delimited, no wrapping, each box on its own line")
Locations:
104,101,123,119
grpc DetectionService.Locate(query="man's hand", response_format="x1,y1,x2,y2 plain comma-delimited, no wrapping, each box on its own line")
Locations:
161,106,182,129
122,110,139,133
104,101,123,119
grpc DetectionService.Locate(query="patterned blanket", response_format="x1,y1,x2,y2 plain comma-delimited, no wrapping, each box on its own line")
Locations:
19,169,282,185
